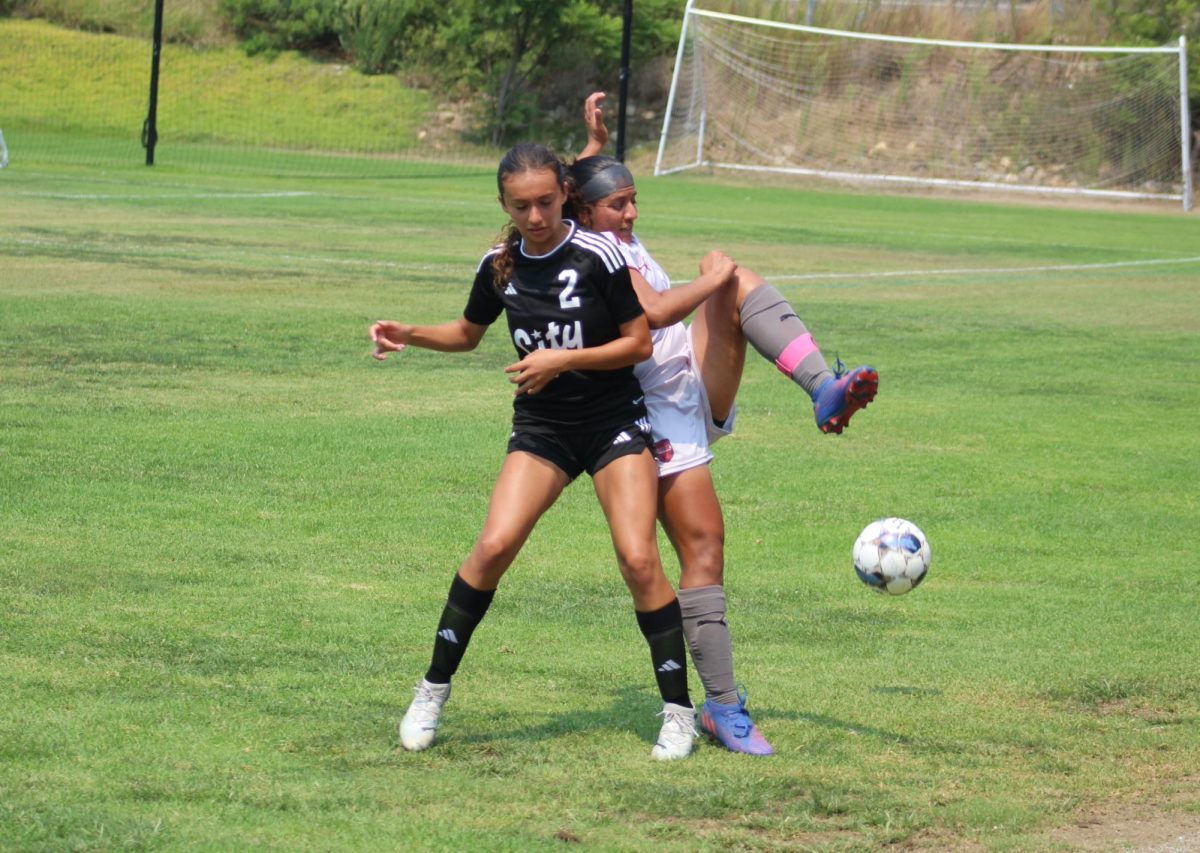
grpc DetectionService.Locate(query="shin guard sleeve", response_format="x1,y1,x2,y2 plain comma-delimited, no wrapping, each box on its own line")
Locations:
636,599,691,708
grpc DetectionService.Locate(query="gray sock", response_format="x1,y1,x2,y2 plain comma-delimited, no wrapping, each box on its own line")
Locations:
678,585,738,705
740,284,833,396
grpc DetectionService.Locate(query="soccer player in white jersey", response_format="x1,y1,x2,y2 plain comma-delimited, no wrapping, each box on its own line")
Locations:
567,94,879,756
371,143,697,760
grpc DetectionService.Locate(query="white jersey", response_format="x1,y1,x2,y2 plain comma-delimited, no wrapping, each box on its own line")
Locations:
599,232,736,477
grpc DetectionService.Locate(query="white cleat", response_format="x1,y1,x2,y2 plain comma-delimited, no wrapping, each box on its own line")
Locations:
650,702,697,761
399,679,451,751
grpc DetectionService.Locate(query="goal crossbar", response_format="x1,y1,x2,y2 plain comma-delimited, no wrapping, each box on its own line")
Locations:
683,8,1182,55
656,2,1193,211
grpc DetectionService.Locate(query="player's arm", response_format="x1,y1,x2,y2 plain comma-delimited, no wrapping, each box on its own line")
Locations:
631,250,737,329
505,314,652,396
578,91,609,159
370,316,487,360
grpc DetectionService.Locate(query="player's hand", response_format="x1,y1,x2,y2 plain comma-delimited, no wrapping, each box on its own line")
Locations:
699,250,737,283
369,320,410,361
584,91,609,149
505,349,567,396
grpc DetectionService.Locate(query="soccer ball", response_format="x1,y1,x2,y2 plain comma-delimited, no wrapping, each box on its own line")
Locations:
853,517,931,596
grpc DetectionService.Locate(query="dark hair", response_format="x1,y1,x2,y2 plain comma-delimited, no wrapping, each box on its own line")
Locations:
565,155,637,227
491,142,568,289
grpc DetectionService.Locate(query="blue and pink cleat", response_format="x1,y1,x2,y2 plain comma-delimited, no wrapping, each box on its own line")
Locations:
814,362,878,435
699,690,775,756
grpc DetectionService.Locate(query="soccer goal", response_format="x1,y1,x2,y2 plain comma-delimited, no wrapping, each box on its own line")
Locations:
656,1,1193,211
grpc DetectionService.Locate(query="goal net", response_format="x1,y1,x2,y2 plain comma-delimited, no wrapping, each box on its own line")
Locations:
656,3,1193,210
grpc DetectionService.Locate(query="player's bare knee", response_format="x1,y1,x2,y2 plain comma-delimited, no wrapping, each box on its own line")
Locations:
616,549,664,593
678,532,724,587
680,558,723,588
734,267,767,306
470,531,521,575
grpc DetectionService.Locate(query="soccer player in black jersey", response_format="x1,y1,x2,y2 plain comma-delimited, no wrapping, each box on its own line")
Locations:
370,143,697,760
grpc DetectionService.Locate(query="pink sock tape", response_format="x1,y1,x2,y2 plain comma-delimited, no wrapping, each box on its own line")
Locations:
775,334,818,376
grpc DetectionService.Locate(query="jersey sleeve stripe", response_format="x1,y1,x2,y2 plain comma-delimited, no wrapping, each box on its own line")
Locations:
571,231,626,273
476,246,503,275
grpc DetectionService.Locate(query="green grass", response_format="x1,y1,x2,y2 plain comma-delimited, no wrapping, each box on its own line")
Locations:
2,149,1199,852
0,19,462,157
7,0,227,45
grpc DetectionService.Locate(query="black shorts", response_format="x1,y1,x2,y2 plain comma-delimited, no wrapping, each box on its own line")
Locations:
507,420,652,480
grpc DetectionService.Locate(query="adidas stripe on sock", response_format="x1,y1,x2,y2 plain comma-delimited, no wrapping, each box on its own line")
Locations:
426,573,495,684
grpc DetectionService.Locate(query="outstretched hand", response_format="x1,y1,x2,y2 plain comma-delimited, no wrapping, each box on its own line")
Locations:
369,320,409,361
582,91,609,155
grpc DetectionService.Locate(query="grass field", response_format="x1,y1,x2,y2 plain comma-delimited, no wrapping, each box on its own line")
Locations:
0,20,462,163
2,146,1199,851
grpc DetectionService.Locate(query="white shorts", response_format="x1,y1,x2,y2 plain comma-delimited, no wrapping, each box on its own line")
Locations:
642,325,737,479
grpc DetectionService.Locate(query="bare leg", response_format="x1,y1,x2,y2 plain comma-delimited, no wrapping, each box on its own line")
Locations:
401,451,571,752
458,451,569,590
593,450,675,610
658,466,724,590
689,267,758,422
658,465,740,706
595,450,694,719
423,451,568,686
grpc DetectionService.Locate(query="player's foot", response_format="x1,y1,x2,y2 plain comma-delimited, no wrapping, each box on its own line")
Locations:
814,361,878,435
699,690,775,756
399,678,451,751
650,702,698,761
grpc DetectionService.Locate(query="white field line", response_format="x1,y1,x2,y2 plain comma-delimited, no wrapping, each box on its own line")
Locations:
657,210,1176,255
4,234,1197,282
0,235,460,274
754,255,1200,285
7,191,316,200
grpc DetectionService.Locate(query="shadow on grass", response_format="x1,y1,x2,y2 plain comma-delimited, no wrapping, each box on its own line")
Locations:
440,684,944,750
450,685,665,747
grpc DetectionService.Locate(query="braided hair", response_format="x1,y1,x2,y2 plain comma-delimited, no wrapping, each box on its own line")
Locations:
491,143,568,291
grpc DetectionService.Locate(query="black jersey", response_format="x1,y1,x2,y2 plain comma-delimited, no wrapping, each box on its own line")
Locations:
463,221,648,430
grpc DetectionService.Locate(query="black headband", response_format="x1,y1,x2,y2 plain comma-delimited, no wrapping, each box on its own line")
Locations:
578,161,635,203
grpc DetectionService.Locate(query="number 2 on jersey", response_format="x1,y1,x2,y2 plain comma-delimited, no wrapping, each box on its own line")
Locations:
557,270,581,310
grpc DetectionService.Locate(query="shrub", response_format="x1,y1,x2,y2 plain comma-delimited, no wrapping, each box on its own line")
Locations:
220,0,340,55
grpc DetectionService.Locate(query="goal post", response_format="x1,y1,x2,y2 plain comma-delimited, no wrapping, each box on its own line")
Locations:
656,3,1194,211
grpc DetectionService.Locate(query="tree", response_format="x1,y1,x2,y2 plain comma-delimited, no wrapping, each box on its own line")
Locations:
417,0,681,146
216,0,684,146
1091,0,1199,133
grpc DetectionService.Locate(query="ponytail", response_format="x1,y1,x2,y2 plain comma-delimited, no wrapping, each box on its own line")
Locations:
490,223,522,292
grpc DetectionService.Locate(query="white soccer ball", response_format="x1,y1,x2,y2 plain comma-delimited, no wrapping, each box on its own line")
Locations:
853,517,931,596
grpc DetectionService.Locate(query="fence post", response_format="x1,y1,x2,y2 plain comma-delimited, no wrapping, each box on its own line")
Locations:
143,0,165,166
617,0,633,162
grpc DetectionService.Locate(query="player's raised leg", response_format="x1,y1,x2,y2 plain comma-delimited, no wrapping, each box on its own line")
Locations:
726,268,878,434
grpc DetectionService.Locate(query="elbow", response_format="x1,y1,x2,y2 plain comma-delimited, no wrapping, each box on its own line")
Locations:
454,320,485,352
645,310,673,330
640,299,679,329
637,293,674,330
632,338,653,363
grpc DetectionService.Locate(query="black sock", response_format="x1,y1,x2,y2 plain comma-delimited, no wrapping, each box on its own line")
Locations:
425,573,495,685
636,599,692,708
